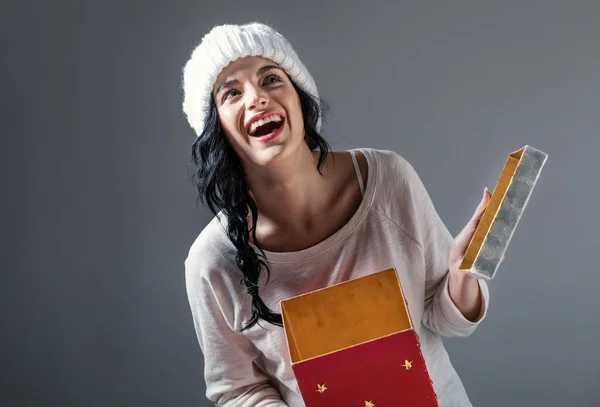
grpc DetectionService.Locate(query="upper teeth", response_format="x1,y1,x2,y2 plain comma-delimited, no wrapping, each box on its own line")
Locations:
249,115,282,134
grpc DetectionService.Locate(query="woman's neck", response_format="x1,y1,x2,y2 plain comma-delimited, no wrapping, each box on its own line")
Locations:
244,146,332,230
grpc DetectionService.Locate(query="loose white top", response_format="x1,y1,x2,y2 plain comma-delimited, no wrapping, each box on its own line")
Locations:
185,148,490,407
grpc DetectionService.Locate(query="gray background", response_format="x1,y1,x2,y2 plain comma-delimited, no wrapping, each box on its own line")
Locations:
2,1,599,406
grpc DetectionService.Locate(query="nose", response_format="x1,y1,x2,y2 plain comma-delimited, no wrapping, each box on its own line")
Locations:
246,86,269,110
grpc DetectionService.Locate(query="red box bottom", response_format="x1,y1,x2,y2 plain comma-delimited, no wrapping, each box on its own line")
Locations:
292,329,438,407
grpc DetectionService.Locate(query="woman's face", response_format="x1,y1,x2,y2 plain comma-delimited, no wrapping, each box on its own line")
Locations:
212,56,305,168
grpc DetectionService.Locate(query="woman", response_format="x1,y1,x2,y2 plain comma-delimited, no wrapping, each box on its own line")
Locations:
182,22,492,407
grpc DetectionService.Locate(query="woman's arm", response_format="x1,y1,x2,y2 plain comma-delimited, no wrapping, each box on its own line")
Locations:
185,253,288,407
392,152,490,337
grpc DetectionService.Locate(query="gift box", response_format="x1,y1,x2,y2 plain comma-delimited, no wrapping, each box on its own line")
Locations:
459,145,548,280
281,268,439,407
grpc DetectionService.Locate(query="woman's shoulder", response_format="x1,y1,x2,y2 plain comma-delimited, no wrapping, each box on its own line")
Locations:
184,214,239,288
352,147,417,184
357,147,432,227
187,213,232,254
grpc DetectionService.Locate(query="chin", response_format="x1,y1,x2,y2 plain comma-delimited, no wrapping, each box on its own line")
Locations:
250,132,305,168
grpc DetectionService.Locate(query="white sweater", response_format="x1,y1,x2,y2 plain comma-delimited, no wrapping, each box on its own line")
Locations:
185,148,490,407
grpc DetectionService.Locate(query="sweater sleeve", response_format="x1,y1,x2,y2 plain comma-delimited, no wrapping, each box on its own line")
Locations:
184,251,288,407
397,153,490,338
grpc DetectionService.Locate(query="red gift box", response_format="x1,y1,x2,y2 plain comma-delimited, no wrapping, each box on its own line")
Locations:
281,268,439,407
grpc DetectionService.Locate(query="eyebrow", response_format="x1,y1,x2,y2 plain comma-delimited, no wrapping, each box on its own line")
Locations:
215,65,283,96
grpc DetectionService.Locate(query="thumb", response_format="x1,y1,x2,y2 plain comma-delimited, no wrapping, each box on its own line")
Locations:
469,187,491,226
454,188,491,251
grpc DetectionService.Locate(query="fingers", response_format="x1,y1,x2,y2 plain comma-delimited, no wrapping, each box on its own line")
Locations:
469,188,491,226
454,188,491,252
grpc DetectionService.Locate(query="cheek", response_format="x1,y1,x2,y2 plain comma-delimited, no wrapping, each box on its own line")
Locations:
218,109,242,137
287,96,304,131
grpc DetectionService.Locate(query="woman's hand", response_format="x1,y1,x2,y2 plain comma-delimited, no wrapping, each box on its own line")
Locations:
449,188,492,271
446,188,493,321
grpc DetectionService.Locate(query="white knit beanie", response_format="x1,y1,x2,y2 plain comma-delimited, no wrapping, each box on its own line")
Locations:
181,22,321,137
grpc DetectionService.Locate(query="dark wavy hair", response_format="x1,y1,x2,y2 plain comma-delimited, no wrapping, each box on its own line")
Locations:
189,80,331,331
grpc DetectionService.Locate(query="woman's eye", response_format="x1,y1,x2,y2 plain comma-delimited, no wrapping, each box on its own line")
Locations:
263,75,281,85
223,89,240,101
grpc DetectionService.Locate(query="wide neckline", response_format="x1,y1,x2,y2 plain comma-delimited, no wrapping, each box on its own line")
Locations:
254,148,378,264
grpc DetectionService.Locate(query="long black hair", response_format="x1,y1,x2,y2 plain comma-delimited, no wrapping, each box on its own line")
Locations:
189,80,331,331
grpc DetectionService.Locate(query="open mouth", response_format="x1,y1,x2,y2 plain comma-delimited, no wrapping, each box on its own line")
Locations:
248,115,285,138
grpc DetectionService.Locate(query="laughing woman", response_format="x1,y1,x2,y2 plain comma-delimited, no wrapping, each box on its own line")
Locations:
182,22,491,407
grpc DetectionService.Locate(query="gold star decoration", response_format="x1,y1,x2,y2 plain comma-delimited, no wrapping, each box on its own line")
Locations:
364,400,375,407
316,383,327,393
402,359,413,370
